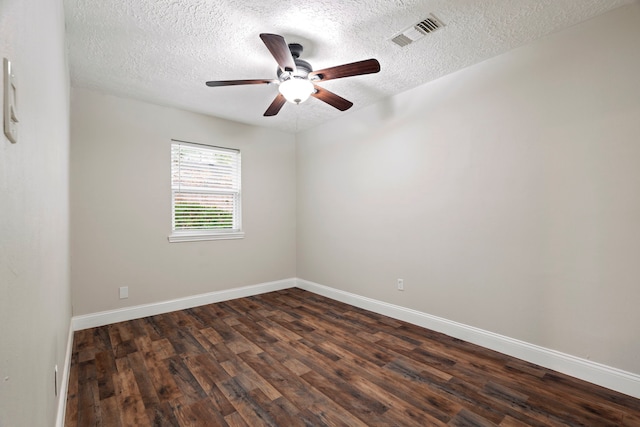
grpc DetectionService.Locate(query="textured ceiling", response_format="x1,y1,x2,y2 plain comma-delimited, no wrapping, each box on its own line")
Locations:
64,0,634,133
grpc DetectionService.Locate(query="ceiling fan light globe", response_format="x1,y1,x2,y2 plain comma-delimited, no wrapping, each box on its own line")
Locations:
278,77,314,104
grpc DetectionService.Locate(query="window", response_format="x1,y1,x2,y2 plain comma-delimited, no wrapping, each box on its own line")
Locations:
169,140,243,242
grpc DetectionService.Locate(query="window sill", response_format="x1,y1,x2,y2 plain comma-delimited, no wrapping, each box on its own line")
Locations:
168,231,245,243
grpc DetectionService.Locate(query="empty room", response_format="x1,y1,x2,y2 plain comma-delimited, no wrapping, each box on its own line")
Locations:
1,0,640,426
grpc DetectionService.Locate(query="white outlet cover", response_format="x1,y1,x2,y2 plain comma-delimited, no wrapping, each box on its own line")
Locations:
119,286,129,299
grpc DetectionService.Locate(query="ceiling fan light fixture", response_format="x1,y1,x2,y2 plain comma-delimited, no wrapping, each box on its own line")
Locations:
205,33,380,116
278,77,314,104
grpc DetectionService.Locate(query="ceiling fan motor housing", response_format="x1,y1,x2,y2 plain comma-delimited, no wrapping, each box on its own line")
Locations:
277,43,313,81
277,59,312,79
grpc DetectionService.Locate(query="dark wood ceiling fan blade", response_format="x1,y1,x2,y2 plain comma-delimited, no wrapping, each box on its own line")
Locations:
309,58,380,81
206,79,274,87
259,33,296,73
264,93,286,116
312,85,353,111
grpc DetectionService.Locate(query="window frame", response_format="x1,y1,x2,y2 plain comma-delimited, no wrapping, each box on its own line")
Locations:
168,140,244,243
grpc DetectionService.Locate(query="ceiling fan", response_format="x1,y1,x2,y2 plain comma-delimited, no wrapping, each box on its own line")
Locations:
205,33,381,117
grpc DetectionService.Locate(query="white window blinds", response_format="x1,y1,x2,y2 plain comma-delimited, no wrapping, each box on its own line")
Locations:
171,141,242,238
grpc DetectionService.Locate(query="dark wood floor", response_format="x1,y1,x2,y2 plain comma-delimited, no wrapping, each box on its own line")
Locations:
64,288,640,426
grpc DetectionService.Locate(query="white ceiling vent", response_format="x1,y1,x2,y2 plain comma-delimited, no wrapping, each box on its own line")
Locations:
390,15,445,47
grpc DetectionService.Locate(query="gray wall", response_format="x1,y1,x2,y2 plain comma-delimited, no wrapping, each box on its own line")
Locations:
296,3,640,375
0,0,71,425
70,89,297,315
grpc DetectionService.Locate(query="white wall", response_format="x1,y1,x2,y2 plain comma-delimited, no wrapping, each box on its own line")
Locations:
297,3,640,375
70,88,296,315
0,0,71,425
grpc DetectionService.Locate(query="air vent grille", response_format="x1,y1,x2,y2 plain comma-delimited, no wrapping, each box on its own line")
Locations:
390,14,445,47
391,34,413,48
415,17,441,34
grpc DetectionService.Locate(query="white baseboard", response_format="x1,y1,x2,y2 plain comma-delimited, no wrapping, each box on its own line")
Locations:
296,278,640,399
72,278,296,331
55,321,74,427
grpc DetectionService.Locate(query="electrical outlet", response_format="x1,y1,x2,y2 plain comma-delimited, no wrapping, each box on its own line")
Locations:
397,278,404,291
119,286,129,299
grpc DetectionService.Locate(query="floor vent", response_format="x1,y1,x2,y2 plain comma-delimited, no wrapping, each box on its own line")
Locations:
390,14,445,47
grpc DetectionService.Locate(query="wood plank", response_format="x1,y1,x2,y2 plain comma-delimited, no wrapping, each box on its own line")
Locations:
135,336,182,402
449,408,499,427
94,350,116,400
145,401,180,426
238,349,370,427
126,351,159,408
172,398,230,427
76,362,99,427
217,377,279,427
165,355,208,404
112,367,151,427
224,411,250,427
257,395,306,427
98,396,122,427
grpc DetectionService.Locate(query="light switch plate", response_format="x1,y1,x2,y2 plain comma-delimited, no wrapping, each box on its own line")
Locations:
4,58,18,144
